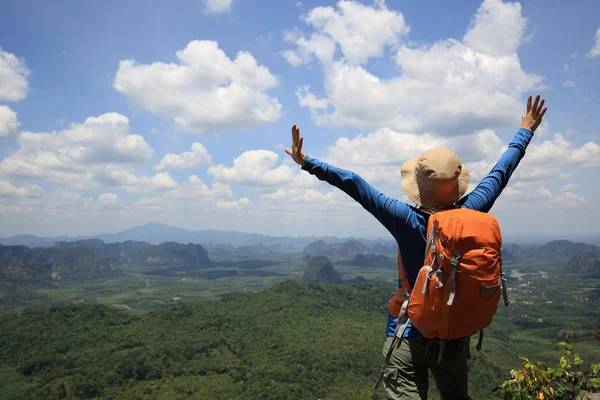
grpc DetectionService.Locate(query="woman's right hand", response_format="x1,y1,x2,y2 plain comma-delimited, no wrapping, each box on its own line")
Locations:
285,124,306,167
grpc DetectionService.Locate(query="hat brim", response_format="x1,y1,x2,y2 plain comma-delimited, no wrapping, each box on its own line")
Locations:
401,156,469,209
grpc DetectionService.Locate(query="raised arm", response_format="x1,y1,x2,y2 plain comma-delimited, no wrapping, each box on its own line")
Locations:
459,94,547,212
285,124,412,236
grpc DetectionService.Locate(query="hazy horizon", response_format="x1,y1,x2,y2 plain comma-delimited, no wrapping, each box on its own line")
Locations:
2,220,599,247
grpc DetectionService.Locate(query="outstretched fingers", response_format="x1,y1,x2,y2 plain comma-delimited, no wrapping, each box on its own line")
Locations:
292,124,298,146
527,95,532,113
531,94,540,114
536,98,545,116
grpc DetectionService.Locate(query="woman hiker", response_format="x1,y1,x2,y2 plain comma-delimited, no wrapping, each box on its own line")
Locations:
284,94,547,400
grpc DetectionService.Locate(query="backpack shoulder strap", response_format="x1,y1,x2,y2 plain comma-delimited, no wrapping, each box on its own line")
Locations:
396,249,411,293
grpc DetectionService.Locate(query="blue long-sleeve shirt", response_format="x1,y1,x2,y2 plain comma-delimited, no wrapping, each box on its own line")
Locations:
301,128,534,338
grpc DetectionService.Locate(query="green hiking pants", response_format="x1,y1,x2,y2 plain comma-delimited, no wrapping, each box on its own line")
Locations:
381,335,472,400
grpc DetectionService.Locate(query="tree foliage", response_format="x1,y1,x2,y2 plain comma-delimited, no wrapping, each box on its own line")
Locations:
494,342,600,399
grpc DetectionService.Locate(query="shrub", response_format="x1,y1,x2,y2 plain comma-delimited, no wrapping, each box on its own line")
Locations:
494,341,600,399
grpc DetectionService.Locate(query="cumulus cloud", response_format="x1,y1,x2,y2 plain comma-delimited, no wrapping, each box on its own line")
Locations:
97,193,124,210
462,0,525,56
203,0,233,14
283,0,409,66
134,175,233,213
525,133,600,168
285,0,542,135
586,27,600,58
560,183,579,193
95,168,178,193
114,40,282,133
500,182,589,209
208,149,297,186
0,180,43,198
154,143,212,171
216,197,251,210
0,113,158,191
0,48,30,102
1,189,135,220
562,80,576,88
0,105,19,139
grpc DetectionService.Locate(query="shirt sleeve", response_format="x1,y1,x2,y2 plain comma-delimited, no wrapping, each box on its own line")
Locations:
458,128,534,212
301,155,413,238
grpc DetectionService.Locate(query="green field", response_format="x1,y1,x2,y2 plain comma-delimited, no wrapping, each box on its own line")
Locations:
15,252,399,315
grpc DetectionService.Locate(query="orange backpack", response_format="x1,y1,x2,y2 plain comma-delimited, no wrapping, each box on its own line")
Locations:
375,207,509,389
408,208,509,354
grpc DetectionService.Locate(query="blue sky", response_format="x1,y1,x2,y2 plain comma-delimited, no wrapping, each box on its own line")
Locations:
0,0,599,241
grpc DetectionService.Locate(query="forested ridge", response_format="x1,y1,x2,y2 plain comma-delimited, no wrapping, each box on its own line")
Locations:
1,279,599,399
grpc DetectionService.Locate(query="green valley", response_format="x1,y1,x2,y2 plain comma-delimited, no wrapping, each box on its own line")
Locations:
0,238,599,399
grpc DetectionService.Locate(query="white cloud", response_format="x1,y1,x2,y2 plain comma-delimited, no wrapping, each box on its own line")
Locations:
0,180,43,198
525,133,600,168
554,191,588,208
97,168,178,193
97,193,124,210
284,0,409,66
285,0,542,136
562,80,576,88
134,175,233,215
216,197,251,210
570,52,578,59
137,175,231,204
203,0,233,14
499,183,589,209
0,105,19,139
114,40,282,133
260,188,287,201
154,143,212,171
0,113,156,190
463,0,525,57
560,183,579,193
318,128,503,185
208,149,296,186
0,48,30,102
1,189,134,219
586,27,600,58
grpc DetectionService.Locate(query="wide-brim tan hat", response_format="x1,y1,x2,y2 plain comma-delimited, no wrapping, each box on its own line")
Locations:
401,147,469,209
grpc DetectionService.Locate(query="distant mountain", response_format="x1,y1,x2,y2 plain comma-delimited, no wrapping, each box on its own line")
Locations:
0,244,34,260
338,254,393,268
532,240,600,259
136,241,212,268
303,256,342,284
0,234,75,247
303,239,371,258
52,239,213,268
0,222,394,249
92,222,333,248
56,239,152,263
2,223,599,257
0,257,53,284
567,252,600,274
372,242,397,254
0,244,123,282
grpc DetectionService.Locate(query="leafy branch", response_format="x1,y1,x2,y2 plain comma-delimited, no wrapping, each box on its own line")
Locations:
494,341,600,400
